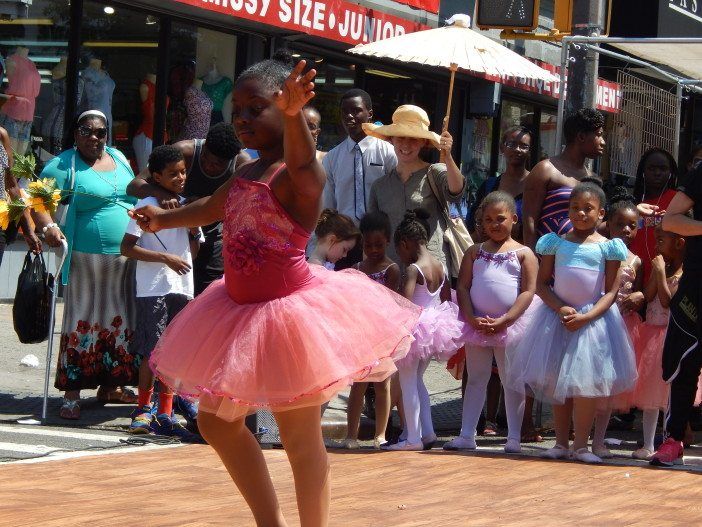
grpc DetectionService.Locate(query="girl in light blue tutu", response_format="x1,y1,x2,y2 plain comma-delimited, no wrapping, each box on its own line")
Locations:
507,180,637,464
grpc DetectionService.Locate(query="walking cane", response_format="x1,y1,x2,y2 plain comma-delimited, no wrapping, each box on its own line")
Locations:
41,239,68,423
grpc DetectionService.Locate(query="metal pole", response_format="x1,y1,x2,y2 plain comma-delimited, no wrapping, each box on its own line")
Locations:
674,83,683,161
555,41,570,152
565,0,606,115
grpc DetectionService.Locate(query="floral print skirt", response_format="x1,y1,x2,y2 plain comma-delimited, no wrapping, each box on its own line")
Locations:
55,251,139,391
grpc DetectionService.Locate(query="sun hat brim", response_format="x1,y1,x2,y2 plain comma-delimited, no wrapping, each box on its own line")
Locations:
362,122,441,149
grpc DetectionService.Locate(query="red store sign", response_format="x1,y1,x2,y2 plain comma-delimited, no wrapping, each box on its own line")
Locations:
486,59,622,114
173,0,429,46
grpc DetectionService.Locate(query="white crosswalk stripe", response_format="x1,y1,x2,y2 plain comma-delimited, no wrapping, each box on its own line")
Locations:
0,424,183,464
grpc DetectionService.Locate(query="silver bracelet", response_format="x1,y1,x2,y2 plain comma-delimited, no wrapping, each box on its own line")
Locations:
41,222,58,234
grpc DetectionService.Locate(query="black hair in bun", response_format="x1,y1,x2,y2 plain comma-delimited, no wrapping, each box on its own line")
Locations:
394,208,431,245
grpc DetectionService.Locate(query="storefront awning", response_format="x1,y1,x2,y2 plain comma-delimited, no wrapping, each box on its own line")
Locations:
611,42,702,81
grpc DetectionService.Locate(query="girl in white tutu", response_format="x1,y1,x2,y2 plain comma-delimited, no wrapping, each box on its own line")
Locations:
508,181,637,464
383,209,464,451
444,191,537,454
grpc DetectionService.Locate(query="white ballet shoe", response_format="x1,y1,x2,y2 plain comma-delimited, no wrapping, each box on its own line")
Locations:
592,446,613,459
504,438,522,454
373,436,387,449
632,447,653,460
443,436,477,451
541,444,572,460
573,447,603,464
381,440,423,451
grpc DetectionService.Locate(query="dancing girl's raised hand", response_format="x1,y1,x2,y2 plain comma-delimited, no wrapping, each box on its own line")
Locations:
274,60,316,116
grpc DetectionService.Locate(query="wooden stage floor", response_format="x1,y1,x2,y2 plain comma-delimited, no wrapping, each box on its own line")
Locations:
3,445,702,526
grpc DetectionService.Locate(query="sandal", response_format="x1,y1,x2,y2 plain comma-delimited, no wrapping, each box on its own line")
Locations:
97,386,138,405
521,430,544,443
483,421,498,436
59,398,81,420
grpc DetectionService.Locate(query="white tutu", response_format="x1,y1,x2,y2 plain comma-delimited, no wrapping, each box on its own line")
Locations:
505,298,637,404
397,301,464,366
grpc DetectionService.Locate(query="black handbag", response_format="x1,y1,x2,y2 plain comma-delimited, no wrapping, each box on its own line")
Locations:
13,251,54,344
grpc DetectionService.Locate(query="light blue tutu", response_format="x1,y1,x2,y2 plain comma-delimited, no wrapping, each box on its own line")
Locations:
505,298,637,404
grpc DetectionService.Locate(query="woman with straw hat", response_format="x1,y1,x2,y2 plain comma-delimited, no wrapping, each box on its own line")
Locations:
367,104,465,276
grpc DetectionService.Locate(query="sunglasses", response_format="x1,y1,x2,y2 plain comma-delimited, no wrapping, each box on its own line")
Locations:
503,140,530,152
78,125,108,139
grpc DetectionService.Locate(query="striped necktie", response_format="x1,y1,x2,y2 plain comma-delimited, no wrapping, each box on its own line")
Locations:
353,143,364,220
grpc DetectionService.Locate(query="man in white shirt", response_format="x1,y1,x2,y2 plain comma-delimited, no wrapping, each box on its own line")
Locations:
322,89,397,267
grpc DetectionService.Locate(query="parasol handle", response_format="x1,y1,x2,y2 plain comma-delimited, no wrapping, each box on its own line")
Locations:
440,63,458,163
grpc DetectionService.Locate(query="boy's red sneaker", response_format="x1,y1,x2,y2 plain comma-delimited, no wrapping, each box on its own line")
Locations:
650,438,684,467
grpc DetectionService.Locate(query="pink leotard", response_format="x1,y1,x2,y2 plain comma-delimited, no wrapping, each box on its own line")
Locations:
470,245,525,318
223,164,319,304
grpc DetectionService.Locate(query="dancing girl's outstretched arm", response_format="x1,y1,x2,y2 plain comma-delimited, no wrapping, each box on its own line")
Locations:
273,61,326,231
130,179,231,232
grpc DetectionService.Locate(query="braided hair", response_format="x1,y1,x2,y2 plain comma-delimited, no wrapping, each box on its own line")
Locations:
607,186,637,220
394,208,431,246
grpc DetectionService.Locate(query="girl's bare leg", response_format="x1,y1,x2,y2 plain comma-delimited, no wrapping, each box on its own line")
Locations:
553,399,573,448
275,405,331,527
198,411,287,527
345,382,368,441
373,378,391,441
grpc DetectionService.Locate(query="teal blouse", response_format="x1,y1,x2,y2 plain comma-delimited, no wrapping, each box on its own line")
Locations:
40,147,136,284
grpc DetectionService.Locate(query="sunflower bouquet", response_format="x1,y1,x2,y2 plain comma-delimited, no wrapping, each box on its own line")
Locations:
27,178,63,215
0,197,30,230
10,151,37,181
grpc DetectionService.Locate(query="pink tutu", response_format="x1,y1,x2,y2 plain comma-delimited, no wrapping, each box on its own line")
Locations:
397,301,464,366
462,301,537,349
630,322,670,411
149,266,421,421
603,311,642,411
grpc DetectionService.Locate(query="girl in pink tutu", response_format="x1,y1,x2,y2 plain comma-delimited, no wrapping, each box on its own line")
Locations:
307,209,360,269
630,226,684,459
383,208,464,451
592,190,644,458
132,53,421,526
444,191,537,454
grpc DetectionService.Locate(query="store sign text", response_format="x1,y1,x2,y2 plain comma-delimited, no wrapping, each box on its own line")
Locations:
485,59,622,113
668,0,702,23
174,0,427,45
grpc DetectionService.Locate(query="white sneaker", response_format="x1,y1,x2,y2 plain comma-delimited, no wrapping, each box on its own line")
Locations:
504,438,522,454
443,436,477,451
593,446,613,459
381,440,423,451
573,447,603,464
541,444,572,460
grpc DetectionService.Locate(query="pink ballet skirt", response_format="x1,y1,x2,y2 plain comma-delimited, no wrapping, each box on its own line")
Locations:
627,322,670,411
149,165,421,422
462,302,537,349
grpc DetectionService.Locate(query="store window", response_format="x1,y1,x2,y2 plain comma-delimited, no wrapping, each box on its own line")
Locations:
539,110,558,161
168,23,238,145
0,0,71,159
291,49,355,152
79,1,160,171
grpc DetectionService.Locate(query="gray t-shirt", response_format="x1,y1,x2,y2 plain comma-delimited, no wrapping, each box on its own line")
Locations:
369,163,465,273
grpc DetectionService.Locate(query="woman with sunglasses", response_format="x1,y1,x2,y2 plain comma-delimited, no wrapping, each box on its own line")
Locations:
32,110,139,420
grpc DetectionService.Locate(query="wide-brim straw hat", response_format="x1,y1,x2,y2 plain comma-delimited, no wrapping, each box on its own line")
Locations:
362,105,441,149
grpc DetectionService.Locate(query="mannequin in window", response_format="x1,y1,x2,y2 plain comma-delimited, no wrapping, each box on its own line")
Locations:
42,56,84,155
0,47,41,154
133,73,170,171
79,58,115,144
201,57,232,125
180,78,213,141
